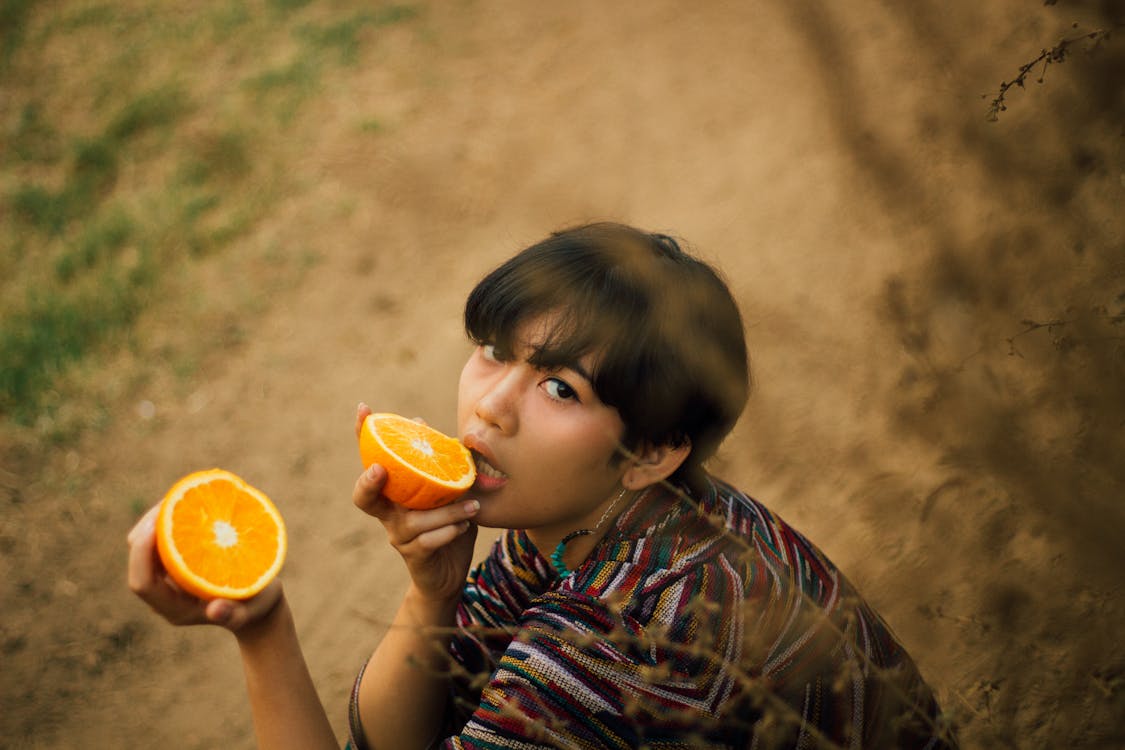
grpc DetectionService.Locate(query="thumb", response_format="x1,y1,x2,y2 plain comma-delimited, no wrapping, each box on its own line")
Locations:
204,581,284,631
205,598,237,626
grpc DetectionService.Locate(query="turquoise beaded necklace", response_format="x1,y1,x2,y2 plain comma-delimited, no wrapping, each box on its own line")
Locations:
550,486,629,577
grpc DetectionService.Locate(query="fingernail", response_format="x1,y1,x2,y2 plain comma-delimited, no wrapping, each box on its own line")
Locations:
129,515,154,543
463,500,479,515
357,401,368,412
212,602,232,624
366,464,380,479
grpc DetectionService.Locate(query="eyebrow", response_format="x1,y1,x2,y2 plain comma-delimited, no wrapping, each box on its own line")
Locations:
567,360,593,383
523,343,594,384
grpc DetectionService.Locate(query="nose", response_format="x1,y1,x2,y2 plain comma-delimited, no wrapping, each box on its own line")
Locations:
474,365,521,435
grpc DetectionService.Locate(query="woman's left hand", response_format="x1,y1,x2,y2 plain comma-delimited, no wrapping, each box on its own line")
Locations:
127,505,283,632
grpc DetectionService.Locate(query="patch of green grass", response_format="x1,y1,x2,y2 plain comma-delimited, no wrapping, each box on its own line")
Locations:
0,258,152,423
359,117,384,133
179,128,252,185
169,349,200,381
107,86,191,143
246,56,319,92
372,4,419,26
178,193,224,256
300,6,419,65
0,0,36,70
54,206,135,283
2,1,421,432
10,136,119,234
69,136,120,209
181,192,222,223
8,86,190,236
249,4,420,120
55,3,116,31
209,0,251,40
300,12,374,64
206,205,258,249
269,0,312,12
244,56,322,124
6,102,62,165
10,184,70,234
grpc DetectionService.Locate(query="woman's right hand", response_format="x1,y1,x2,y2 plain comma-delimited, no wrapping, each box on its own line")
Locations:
352,403,479,604
127,505,284,633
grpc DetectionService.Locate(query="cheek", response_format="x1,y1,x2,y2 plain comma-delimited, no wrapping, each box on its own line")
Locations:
456,362,476,428
536,413,624,472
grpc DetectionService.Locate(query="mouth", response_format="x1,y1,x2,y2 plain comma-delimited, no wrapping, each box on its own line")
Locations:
471,449,508,490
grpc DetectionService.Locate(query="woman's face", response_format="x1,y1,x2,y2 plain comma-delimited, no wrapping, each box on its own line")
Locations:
456,315,629,544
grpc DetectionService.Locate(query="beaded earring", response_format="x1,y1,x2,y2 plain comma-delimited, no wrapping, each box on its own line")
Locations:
550,486,629,577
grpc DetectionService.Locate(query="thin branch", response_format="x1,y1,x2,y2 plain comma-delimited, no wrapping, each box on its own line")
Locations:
984,26,1113,121
1006,317,1070,357
1006,313,1125,357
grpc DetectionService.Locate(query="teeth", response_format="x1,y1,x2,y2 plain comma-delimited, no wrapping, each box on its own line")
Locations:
475,454,507,479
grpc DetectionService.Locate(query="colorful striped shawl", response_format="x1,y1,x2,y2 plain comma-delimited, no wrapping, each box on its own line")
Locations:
354,476,956,749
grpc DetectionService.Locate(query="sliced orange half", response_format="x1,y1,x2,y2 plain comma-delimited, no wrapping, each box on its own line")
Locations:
155,469,287,600
358,412,476,509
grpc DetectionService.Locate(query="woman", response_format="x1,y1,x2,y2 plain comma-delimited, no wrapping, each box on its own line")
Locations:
129,223,955,748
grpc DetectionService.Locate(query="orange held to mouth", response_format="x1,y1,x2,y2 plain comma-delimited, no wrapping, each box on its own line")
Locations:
155,469,287,601
358,412,476,509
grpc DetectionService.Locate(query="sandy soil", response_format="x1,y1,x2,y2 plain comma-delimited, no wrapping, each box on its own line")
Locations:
3,1,1123,748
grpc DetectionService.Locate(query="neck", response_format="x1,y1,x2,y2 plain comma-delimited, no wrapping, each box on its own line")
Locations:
531,487,640,576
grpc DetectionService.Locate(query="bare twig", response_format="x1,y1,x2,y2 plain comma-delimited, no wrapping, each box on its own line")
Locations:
1005,312,1125,357
1006,318,1070,357
984,26,1113,121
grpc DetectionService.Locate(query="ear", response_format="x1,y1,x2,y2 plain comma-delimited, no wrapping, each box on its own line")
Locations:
621,440,692,490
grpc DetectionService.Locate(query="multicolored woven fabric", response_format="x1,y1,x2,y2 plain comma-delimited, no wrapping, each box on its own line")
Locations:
351,476,956,748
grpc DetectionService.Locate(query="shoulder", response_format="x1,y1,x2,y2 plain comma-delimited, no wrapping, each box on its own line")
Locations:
697,477,924,676
699,476,852,605
586,476,837,588
562,476,866,633
555,480,760,630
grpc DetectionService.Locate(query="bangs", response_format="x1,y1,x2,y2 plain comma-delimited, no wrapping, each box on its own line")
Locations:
464,232,655,405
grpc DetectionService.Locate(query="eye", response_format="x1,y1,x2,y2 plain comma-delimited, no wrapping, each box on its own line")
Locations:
543,377,579,402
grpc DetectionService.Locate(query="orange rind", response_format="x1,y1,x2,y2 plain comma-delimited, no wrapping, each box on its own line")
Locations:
358,413,476,509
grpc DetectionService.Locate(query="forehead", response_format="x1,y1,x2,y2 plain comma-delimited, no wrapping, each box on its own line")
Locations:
508,312,602,376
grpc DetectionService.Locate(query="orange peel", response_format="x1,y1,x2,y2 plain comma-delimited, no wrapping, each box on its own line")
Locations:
358,412,475,509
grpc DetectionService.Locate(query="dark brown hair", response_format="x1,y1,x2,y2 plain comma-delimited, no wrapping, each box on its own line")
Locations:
464,222,750,492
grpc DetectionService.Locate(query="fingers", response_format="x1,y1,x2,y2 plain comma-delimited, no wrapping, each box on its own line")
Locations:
408,519,475,551
128,503,282,632
352,462,479,547
355,402,373,440
126,507,162,596
353,463,390,517
127,507,210,626
204,580,283,631
126,504,160,547
385,499,479,550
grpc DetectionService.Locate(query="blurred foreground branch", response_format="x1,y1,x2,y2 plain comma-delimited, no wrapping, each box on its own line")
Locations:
1006,311,1125,357
984,25,1114,121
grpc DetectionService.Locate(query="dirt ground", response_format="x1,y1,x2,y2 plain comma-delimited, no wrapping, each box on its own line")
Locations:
3,1,1123,748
